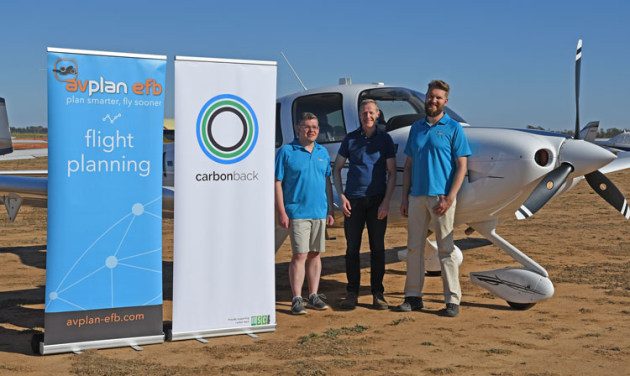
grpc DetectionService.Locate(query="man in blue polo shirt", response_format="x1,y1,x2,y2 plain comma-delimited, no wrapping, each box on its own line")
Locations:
397,80,471,317
275,112,335,315
333,99,396,310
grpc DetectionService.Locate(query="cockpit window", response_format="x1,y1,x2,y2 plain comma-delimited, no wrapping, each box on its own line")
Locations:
359,87,467,132
292,93,346,143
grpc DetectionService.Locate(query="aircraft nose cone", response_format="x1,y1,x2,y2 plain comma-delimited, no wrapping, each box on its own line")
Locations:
559,139,616,176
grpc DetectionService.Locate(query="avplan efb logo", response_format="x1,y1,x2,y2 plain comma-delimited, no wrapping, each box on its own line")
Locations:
52,58,78,82
196,94,258,164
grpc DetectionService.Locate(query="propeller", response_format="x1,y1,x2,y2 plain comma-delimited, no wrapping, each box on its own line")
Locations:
515,39,630,220
585,170,630,219
515,163,573,220
574,39,582,139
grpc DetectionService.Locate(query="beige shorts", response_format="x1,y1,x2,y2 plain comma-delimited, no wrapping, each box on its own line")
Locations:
289,218,326,254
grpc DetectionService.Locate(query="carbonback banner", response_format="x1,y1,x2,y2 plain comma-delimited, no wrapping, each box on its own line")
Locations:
172,57,277,339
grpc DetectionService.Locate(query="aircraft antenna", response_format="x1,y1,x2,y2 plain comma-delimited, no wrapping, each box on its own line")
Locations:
280,52,307,91
574,39,582,139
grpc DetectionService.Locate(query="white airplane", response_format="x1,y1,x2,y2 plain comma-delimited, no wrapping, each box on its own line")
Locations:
0,41,628,310
274,40,630,309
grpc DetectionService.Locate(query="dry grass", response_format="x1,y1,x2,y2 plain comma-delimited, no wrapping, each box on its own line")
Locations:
549,262,630,296
0,163,629,375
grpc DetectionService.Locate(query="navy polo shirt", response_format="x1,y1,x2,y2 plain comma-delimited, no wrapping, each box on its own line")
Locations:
338,127,395,199
404,113,471,196
275,139,331,219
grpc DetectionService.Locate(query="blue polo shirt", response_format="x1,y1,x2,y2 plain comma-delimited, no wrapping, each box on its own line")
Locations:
275,139,331,219
404,113,471,196
338,127,395,199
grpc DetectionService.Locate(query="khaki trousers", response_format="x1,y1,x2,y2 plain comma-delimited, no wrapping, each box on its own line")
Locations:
405,195,461,305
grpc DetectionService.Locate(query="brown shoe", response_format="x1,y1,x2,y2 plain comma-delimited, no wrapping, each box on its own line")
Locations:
340,291,358,310
372,292,388,310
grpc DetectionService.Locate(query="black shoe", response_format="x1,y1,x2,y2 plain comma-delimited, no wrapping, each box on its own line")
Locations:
372,292,388,310
395,296,423,312
340,291,358,310
308,293,329,310
291,296,307,315
445,303,459,317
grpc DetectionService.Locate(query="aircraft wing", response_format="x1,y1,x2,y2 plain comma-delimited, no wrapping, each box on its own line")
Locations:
0,175,47,220
0,175,47,196
0,172,175,220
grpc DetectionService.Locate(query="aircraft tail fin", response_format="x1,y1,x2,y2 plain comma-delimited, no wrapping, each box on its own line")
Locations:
579,121,599,142
0,98,14,155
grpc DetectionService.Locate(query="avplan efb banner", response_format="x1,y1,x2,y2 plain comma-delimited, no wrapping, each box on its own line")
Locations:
171,57,276,340
44,48,165,354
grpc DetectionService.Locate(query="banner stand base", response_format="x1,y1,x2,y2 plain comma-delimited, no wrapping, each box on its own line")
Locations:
167,324,276,342
39,334,165,355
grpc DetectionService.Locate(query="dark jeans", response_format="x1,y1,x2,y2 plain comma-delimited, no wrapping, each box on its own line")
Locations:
344,194,387,294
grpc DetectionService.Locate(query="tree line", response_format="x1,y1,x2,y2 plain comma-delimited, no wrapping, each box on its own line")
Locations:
10,126,47,134
9,125,629,139
526,125,628,138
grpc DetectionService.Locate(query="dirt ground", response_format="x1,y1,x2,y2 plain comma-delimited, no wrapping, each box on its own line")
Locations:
0,156,628,375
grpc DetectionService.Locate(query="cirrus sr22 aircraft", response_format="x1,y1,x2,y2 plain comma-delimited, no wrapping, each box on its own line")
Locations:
0,40,628,310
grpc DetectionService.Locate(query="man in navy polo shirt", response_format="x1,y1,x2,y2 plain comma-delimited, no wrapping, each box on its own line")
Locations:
333,99,396,310
397,80,471,317
275,112,335,315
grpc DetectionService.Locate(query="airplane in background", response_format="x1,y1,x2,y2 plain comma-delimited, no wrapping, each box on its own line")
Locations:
576,120,630,152
0,40,628,310
0,98,13,155
595,131,630,151
0,98,48,160
0,96,175,220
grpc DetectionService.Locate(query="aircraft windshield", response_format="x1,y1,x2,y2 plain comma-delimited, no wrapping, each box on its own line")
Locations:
609,131,630,145
359,87,467,132
292,92,346,144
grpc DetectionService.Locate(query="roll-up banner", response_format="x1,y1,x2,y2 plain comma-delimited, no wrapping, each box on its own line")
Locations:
43,48,166,355
170,57,277,341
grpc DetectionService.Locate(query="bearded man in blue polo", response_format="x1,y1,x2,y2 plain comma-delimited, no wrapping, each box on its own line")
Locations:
397,80,471,317
275,112,335,315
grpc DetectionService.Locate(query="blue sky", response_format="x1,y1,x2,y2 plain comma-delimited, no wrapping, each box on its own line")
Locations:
1,0,628,131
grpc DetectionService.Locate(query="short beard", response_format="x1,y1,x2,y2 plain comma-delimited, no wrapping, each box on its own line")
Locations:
426,105,443,117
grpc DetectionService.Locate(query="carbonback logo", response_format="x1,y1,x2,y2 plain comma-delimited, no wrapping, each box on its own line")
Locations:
196,94,258,164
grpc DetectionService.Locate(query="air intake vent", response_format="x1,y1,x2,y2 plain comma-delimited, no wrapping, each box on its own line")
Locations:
338,78,352,85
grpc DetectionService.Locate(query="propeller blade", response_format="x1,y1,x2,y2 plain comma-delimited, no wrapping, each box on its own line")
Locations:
515,163,574,220
574,39,582,139
585,170,630,219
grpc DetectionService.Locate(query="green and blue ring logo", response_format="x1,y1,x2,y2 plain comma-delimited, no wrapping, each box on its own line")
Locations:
196,94,258,164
